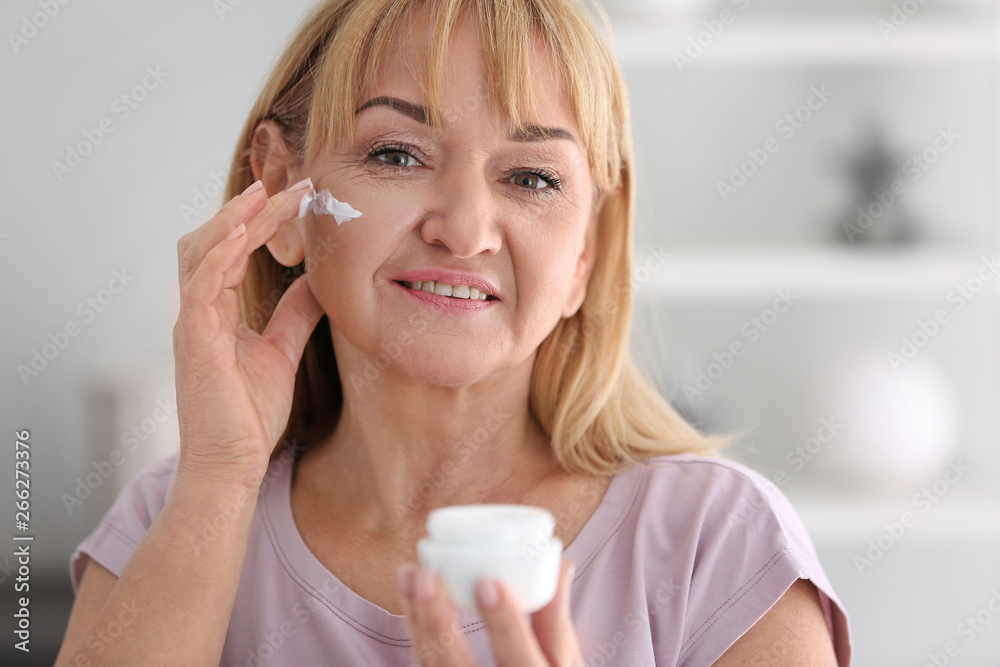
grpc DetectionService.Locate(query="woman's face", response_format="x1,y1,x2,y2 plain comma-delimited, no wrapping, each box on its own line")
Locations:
298,11,599,387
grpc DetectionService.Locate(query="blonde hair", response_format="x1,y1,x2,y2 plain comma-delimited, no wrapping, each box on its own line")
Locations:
229,0,730,477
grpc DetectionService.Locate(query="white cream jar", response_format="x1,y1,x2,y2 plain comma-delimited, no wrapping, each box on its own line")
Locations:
417,504,563,615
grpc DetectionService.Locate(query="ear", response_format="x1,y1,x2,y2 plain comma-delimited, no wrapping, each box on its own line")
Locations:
249,119,308,267
562,192,605,318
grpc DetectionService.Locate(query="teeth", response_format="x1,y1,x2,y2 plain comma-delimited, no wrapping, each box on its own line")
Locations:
401,280,490,300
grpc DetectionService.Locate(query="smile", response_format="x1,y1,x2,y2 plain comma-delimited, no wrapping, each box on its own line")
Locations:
392,280,498,312
397,280,497,301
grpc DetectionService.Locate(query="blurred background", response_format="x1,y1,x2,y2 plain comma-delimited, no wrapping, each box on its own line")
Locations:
0,0,997,664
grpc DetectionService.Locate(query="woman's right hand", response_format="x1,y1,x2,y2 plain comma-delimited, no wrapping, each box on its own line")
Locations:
172,178,324,488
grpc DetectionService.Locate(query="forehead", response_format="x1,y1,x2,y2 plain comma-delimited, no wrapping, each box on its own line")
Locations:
361,5,578,137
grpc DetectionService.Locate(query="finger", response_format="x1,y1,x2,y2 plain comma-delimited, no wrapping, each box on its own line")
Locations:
177,180,266,290
396,564,421,657
407,566,475,667
221,237,253,291
177,177,312,291
475,576,549,667
179,225,250,341
260,274,326,369
531,559,582,666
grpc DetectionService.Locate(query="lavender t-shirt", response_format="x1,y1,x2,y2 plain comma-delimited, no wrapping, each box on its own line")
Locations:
70,450,852,666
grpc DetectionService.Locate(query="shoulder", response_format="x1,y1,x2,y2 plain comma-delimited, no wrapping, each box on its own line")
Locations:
628,452,824,578
69,452,180,592
621,453,852,665
629,453,798,539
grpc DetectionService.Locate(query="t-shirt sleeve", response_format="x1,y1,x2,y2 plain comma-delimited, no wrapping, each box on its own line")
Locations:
68,452,180,594
653,458,852,666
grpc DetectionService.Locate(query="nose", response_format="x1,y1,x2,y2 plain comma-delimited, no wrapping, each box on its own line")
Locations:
419,167,503,259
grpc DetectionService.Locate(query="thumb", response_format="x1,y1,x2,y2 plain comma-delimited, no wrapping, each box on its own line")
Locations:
260,273,325,367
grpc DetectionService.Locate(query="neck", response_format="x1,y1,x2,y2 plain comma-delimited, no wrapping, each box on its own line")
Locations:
300,340,564,542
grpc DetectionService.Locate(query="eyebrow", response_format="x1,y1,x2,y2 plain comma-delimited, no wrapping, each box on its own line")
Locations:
355,96,579,146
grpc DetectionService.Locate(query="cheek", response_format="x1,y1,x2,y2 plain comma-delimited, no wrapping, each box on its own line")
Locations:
511,223,585,315
302,200,414,303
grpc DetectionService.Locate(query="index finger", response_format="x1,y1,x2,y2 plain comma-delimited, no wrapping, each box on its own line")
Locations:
176,177,313,290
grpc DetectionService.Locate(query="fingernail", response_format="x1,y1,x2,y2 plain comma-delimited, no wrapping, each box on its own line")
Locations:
286,177,312,193
396,564,415,599
567,563,576,582
415,568,437,602
226,223,246,240
241,180,263,195
477,577,500,610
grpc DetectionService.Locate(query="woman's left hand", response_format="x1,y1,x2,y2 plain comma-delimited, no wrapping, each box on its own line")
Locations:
397,558,582,666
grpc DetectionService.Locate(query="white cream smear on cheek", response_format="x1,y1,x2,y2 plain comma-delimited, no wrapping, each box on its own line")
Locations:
296,182,363,225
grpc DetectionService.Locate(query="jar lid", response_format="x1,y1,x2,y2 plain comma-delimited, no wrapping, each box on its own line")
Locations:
425,504,555,545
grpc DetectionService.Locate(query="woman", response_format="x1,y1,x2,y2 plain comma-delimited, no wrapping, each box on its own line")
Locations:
57,0,851,664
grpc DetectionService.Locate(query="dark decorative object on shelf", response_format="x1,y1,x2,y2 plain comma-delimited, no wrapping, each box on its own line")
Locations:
836,122,922,246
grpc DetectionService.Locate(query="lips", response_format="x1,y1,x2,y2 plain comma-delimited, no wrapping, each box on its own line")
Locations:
390,270,501,300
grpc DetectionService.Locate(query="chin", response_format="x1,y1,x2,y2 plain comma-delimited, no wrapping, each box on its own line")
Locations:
394,351,503,388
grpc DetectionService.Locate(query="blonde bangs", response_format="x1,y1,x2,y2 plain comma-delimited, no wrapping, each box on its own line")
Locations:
302,0,621,193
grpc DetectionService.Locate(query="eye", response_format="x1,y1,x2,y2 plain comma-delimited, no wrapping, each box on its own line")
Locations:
365,142,423,169
509,170,563,194
511,173,547,189
375,149,419,168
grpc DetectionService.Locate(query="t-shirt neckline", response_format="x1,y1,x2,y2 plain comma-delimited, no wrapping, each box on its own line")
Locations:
261,449,645,645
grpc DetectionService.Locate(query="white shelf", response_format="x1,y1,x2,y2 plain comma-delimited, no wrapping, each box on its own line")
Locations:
791,492,1000,547
610,17,998,68
634,247,1000,301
